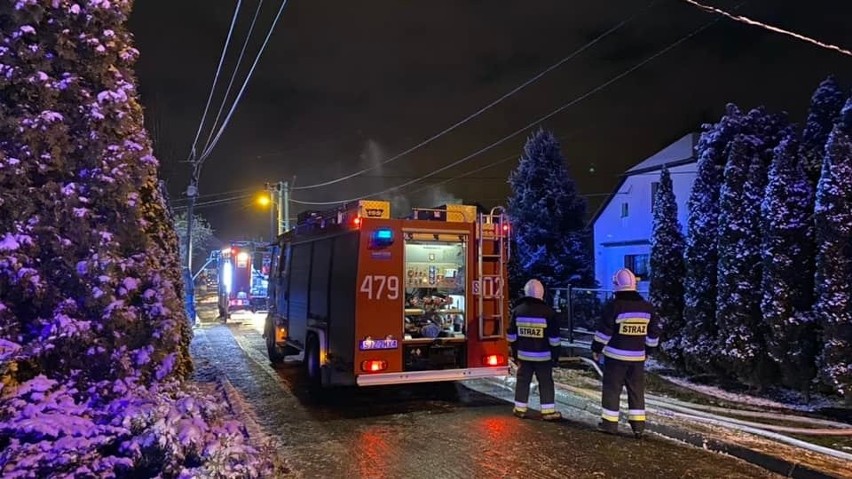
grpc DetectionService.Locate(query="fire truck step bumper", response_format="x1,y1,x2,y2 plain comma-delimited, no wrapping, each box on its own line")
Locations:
356,366,508,387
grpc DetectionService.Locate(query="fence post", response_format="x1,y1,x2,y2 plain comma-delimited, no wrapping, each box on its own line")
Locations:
567,285,573,344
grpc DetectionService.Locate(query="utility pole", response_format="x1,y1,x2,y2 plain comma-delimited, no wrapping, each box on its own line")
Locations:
184,173,199,271
279,180,289,234
266,182,276,242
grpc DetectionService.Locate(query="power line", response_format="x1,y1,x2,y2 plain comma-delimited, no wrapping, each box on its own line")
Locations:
291,2,658,192
198,0,291,164
187,0,243,161
681,0,852,58
172,193,255,211
291,16,720,207
200,0,267,156
170,187,257,204
402,131,581,196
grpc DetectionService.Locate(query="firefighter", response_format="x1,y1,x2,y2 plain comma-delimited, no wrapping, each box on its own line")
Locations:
507,279,562,421
591,268,661,439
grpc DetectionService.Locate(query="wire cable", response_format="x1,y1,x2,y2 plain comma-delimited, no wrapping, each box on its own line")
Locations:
198,0,291,164
187,0,243,162
200,0,267,156
291,3,658,191
172,193,255,211
681,0,852,57
290,17,720,206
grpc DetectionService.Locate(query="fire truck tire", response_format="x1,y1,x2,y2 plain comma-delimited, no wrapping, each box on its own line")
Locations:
304,336,323,395
266,336,285,364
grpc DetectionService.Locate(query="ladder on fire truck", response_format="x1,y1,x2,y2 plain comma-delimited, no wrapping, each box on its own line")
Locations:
477,206,510,340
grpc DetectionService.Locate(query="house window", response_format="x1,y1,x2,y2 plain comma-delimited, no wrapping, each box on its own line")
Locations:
620,202,629,218
651,181,660,212
624,254,650,279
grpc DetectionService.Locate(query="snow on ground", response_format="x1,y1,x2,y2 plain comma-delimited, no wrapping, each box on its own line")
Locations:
657,375,836,412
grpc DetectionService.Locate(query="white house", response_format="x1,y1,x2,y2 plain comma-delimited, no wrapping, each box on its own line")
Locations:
592,132,699,290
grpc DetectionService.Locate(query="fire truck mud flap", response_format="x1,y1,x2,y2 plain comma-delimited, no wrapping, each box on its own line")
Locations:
356,366,508,387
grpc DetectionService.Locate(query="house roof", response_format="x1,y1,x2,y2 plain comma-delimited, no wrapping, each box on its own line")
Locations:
626,132,700,175
590,132,700,226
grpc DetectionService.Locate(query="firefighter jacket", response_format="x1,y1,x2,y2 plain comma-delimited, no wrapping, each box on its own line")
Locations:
591,291,660,362
507,297,561,362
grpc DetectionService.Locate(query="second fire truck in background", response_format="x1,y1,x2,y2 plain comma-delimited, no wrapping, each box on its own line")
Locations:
217,241,273,319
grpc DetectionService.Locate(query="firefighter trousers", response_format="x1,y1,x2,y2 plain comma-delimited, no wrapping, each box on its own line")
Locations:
600,358,646,433
514,360,557,414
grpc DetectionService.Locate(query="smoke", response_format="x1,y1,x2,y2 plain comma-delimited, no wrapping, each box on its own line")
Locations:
353,139,466,217
419,184,463,207
359,139,412,217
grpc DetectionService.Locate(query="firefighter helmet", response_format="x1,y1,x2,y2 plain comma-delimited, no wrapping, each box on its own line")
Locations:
523,279,545,299
612,268,637,292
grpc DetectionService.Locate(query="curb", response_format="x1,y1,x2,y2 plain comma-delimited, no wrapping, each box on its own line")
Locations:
646,422,840,479
194,329,288,457
481,378,842,479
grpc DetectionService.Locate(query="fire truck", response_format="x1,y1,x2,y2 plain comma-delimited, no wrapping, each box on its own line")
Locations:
217,241,273,318
264,200,511,391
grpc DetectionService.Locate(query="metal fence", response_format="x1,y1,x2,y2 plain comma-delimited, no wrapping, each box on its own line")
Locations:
547,287,649,344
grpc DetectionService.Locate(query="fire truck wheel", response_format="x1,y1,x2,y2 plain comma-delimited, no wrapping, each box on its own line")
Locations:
266,334,284,364
304,336,323,394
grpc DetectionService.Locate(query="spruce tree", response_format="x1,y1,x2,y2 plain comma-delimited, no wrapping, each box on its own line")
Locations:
814,98,852,400
682,104,742,373
507,128,594,290
0,0,190,392
649,166,685,366
761,130,818,394
801,77,846,185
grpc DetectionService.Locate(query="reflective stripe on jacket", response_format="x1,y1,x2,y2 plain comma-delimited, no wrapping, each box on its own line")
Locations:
508,296,560,362
591,291,660,362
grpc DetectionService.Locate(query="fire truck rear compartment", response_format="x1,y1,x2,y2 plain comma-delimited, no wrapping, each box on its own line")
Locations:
403,341,466,371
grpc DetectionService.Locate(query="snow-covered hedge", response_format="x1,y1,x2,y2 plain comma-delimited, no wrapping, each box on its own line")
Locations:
0,372,283,478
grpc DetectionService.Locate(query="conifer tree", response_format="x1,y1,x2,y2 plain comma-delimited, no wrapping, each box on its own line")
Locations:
716,108,785,387
682,104,742,372
0,0,190,393
649,166,685,366
814,98,852,400
761,130,818,394
801,77,846,185
507,128,594,290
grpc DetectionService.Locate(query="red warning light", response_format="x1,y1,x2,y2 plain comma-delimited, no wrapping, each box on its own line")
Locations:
353,217,362,227
502,223,510,232
484,354,505,366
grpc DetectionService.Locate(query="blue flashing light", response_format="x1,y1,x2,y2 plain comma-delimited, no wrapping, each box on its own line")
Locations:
370,228,394,248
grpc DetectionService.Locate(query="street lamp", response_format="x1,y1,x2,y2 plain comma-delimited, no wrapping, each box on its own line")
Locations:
257,182,290,241
256,192,272,208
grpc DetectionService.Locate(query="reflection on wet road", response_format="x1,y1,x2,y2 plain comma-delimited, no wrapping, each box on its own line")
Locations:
192,322,779,479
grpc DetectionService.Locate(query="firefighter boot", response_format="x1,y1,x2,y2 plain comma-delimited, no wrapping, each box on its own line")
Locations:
541,411,562,421
597,421,618,435
513,407,527,419
630,422,645,440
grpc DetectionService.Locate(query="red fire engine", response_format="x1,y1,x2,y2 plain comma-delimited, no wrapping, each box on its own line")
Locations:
264,200,510,391
217,241,273,318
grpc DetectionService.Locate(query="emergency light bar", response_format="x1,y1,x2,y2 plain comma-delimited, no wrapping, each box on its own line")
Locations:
369,228,394,248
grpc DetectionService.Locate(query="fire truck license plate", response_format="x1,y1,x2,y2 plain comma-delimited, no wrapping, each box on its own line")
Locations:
360,339,399,350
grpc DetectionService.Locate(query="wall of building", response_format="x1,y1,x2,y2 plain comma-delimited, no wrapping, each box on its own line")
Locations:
593,162,695,289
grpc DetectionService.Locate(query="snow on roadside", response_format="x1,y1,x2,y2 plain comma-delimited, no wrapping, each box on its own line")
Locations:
658,375,836,412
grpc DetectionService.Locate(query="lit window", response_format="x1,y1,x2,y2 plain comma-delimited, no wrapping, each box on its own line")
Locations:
624,254,650,279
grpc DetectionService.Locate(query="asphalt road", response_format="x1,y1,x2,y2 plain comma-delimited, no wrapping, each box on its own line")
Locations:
191,315,779,479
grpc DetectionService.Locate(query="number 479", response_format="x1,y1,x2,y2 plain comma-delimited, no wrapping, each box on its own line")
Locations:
360,275,400,300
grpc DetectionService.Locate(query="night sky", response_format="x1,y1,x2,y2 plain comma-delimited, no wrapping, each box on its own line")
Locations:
128,0,852,242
